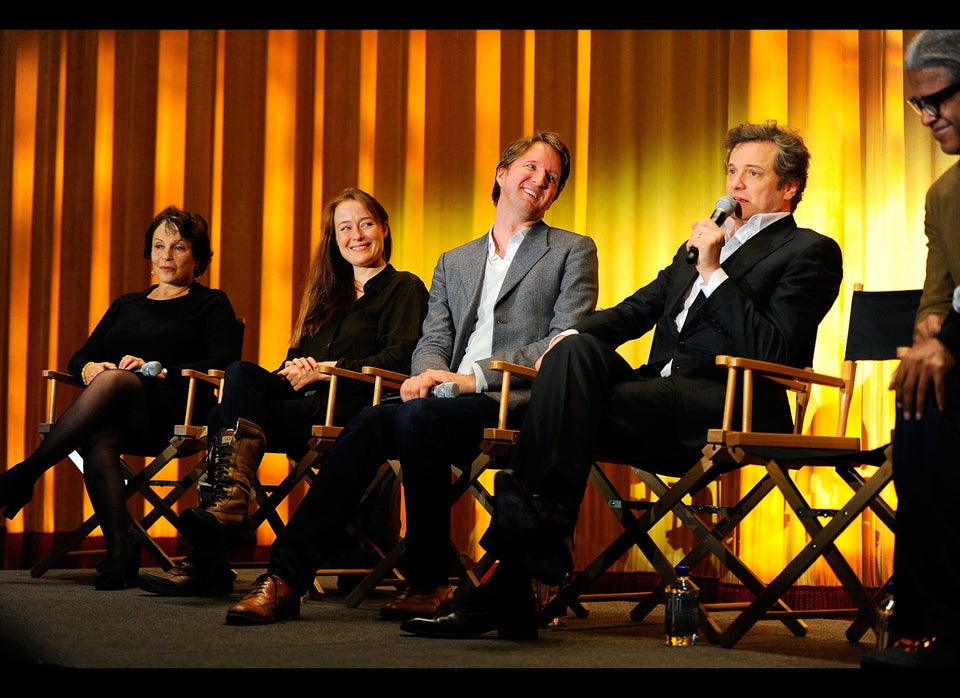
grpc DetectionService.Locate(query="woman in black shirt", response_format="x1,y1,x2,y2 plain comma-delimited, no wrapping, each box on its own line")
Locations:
139,188,429,597
0,206,241,589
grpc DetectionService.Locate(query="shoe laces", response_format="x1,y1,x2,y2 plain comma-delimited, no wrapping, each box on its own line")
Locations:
891,636,938,653
168,557,195,576
251,573,280,594
208,433,237,504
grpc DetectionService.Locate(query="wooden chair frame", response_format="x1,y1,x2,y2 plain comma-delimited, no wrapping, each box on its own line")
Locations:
481,285,914,647
30,368,224,577
230,365,412,603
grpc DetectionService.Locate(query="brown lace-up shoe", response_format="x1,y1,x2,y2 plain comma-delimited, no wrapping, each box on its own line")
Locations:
379,585,455,620
225,573,300,625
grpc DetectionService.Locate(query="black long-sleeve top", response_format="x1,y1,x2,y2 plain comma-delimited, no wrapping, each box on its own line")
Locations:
67,283,242,450
281,264,429,423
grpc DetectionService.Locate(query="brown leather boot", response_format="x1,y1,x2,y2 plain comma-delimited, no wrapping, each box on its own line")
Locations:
226,573,300,625
180,418,266,547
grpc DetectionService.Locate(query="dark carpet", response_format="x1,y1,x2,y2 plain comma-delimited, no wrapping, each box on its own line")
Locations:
0,568,879,673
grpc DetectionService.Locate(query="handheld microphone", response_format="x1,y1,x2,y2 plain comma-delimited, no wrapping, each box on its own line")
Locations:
686,195,738,264
430,381,461,398
134,360,164,378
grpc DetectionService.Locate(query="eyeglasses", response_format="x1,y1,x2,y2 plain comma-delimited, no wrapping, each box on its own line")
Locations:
907,81,960,118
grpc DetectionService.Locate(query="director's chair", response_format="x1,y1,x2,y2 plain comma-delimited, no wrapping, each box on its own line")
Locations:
228,365,409,603
30,367,227,577
482,285,916,647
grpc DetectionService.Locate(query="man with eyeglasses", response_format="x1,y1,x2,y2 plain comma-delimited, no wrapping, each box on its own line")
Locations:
861,29,960,669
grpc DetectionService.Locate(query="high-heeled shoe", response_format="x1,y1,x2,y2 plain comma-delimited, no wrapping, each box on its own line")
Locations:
94,542,141,591
0,465,39,520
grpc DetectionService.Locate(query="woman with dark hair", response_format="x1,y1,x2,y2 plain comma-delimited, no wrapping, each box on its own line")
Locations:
0,205,241,590
139,188,429,598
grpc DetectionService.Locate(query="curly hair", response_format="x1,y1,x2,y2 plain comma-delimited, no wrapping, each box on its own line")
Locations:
724,120,810,212
142,205,213,274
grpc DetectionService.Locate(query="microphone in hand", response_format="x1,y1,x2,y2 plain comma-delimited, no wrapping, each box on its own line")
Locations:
134,360,164,378
430,381,460,398
686,195,738,264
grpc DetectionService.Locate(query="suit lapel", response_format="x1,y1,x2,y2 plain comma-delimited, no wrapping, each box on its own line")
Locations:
722,215,796,280
498,223,549,303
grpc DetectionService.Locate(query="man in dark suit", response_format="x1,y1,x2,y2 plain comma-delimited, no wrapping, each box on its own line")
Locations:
401,119,844,640
223,131,599,624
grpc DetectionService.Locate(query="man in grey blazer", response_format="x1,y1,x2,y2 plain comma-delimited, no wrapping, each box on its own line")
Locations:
401,120,844,640
224,131,599,625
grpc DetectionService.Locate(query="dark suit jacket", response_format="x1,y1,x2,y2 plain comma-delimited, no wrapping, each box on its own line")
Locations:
575,214,843,443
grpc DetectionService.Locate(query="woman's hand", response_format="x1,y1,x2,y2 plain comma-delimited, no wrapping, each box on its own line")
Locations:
82,360,115,384
278,357,336,391
118,355,145,371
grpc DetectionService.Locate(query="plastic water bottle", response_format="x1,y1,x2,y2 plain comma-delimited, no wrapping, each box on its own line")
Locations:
664,564,699,646
875,580,895,650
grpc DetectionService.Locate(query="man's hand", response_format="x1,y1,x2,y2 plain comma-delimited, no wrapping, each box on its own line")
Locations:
689,216,725,282
913,313,944,345
890,338,957,419
401,369,475,401
535,333,568,370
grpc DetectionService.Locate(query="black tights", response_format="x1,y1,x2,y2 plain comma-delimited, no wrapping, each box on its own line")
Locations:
13,370,154,559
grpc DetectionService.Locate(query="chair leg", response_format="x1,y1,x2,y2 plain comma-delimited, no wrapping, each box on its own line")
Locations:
717,458,893,648
29,440,199,577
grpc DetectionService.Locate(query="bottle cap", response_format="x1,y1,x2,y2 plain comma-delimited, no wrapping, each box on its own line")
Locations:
676,564,691,576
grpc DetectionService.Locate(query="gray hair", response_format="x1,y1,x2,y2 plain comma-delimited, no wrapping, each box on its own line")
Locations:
904,30,960,83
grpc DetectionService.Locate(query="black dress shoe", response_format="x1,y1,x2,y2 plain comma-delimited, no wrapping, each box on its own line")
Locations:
0,465,39,520
399,583,538,640
95,544,141,591
482,470,574,585
400,607,500,638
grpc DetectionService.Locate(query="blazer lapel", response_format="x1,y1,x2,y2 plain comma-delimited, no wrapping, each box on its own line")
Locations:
722,215,796,280
498,223,549,303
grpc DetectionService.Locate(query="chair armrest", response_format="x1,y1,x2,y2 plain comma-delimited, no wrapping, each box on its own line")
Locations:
714,355,849,436
715,355,846,390
487,360,539,437
360,366,409,386
318,365,372,383
175,369,225,437
42,369,81,386
41,370,83,431
488,360,538,382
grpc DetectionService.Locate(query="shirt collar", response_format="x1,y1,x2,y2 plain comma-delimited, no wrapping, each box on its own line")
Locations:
724,210,790,245
487,226,529,263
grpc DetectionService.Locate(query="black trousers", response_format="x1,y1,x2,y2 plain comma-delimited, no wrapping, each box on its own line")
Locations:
206,360,311,460
508,334,722,526
891,375,960,642
268,394,502,594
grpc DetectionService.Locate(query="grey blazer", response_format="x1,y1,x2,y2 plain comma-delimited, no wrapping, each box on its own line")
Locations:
412,222,599,409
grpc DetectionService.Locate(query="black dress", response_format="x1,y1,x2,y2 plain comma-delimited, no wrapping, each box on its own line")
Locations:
67,283,241,453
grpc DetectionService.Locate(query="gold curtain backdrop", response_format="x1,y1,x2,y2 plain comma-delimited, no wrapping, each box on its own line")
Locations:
1,28,952,590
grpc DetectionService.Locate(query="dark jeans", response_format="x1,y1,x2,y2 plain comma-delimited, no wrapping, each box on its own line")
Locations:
268,393,502,594
207,360,311,460
891,373,960,642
